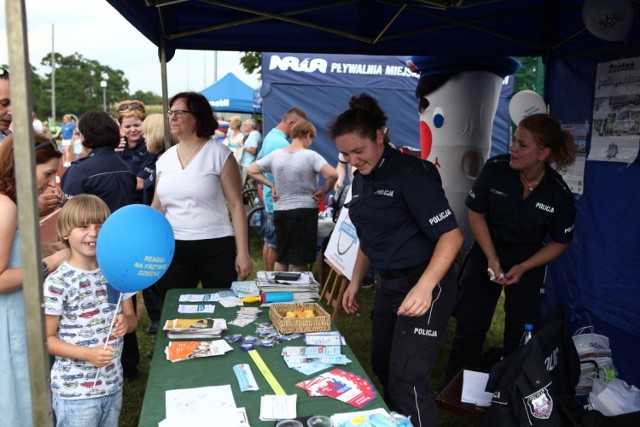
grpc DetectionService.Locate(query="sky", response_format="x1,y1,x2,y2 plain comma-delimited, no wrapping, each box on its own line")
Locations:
0,0,262,95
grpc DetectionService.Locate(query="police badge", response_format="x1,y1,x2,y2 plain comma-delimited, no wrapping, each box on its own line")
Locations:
525,388,553,419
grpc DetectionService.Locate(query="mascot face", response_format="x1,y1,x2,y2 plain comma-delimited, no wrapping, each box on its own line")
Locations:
418,71,504,249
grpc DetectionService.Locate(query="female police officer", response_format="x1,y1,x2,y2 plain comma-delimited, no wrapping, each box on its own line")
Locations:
330,94,463,426
445,113,577,383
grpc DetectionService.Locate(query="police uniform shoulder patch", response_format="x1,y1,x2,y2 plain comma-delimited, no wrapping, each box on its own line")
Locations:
71,156,89,165
525,387,553,419
486,154,511,166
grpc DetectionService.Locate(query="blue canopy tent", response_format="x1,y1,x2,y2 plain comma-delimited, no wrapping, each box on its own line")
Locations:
261,53,420,167
107,0,640,386
199,72,261,114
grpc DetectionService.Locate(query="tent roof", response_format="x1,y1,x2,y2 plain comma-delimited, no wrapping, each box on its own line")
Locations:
107,1,640,61
199,72,259,113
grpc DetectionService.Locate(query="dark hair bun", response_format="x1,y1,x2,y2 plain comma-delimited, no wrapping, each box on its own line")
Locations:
348,93,387,129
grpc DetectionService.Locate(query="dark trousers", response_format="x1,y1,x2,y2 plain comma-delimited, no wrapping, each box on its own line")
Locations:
445,243,546,380
121,296,139,377
142,283,163,323
158,237,237,298
371,267,456,427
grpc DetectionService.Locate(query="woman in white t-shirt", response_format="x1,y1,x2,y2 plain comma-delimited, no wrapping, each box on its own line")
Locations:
227,115,245,162
151,92,252,295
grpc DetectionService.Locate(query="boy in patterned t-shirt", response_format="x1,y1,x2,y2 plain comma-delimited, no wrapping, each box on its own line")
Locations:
44,194,137,427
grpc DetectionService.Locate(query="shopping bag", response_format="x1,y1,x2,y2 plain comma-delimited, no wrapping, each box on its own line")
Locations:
573,326,610,356
573,326,615,396
589,377,640,416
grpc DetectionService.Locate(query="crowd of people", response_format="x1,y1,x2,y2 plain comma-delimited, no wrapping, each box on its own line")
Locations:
1,59,578,427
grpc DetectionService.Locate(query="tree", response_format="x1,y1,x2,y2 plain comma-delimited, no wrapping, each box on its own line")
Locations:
240,51,262,79
514,56,544,95
38,52,130,120
130,90,163,106
30,64,50,119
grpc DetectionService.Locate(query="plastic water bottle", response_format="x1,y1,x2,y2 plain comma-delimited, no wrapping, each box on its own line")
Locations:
520,323,534,347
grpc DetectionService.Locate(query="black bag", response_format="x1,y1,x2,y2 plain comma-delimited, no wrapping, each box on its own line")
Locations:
557,396,640,427
483,306,580,426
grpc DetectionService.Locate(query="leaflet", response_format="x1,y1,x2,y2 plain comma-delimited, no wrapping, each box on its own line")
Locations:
178,293,216,302
296,368,378,408
177,304,215,314
165,340,233,362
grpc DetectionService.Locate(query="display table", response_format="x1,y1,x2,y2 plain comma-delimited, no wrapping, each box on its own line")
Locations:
138,288,387,426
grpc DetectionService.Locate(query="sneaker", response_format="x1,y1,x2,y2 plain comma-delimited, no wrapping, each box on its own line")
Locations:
63,161,71,167
145,321,159,335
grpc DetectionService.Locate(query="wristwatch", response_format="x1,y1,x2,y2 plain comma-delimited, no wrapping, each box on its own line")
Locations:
41,261,49,277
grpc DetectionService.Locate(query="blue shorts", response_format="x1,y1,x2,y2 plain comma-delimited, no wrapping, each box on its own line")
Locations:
260,211,276,249
53,387,122,427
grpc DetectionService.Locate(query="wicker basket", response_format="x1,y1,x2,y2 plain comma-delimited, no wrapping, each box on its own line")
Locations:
269,302,331,334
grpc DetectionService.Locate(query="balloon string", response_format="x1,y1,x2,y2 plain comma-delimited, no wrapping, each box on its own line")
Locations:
94,292,123,385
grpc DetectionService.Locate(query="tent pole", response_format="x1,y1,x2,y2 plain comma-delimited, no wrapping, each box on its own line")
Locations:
5,1,54,425
160,38,171,150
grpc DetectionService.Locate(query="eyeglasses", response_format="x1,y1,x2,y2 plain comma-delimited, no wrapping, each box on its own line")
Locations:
35,138,60,152
167,110,191,119
117,102,144,112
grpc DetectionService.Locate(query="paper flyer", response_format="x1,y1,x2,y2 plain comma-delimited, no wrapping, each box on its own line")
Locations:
165,340,233,362
296,368,377,407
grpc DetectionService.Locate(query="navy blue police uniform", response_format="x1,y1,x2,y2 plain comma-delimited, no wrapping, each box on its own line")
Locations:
346,145,459,426
140,150,163,328
119,139,165,355
142,152,160,206
446,154,576,381
61,146,136,212
119,137,152,204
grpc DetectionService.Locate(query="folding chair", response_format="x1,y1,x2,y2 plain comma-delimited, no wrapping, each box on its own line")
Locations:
319,258,349,321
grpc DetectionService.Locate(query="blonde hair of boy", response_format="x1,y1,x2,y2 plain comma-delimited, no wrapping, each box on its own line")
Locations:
56,194,111,246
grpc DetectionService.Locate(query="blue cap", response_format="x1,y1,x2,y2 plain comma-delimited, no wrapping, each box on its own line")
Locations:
218,121,229,129
407,56,521,79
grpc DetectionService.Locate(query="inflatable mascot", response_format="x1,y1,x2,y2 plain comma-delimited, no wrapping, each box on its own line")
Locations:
407,57,520,251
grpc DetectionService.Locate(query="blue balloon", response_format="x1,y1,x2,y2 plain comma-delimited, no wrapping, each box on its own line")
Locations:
97,204,175,293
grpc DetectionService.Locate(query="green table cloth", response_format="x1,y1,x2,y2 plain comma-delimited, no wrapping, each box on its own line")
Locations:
138,288,386,426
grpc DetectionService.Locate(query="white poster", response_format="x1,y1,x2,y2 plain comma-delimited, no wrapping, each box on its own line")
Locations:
559,122,588,195
324,187,358,280
588,57,640,163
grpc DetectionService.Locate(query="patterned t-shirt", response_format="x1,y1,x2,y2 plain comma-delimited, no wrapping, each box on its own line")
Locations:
43,263,123,400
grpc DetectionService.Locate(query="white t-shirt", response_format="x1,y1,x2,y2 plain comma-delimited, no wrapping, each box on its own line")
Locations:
156,139,235,240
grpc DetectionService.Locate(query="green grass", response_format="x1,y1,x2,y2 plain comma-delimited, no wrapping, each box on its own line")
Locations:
119,233,505,426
